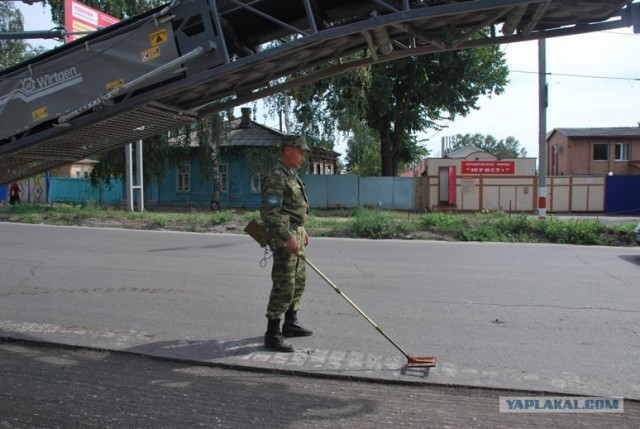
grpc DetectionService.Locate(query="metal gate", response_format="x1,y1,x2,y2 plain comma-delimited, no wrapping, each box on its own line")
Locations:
605,175,640,215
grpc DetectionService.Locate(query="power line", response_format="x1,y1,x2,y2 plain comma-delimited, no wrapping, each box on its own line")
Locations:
509,69,639,82
381,53,639,82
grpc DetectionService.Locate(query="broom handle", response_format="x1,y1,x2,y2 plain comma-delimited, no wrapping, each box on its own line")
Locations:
302,256,410,358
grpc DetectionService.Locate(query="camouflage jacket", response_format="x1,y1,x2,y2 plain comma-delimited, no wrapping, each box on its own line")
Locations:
260,159,309,247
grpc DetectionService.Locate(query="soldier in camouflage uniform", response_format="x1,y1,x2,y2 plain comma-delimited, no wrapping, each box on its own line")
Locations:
260,135,313,352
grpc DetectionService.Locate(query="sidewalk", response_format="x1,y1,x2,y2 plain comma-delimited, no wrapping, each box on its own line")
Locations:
548,214,639,225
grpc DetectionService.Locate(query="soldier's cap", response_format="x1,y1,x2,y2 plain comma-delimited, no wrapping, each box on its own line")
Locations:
280,135,310,152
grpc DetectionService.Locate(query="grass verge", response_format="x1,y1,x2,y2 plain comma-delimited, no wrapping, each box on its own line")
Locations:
0,204,636,246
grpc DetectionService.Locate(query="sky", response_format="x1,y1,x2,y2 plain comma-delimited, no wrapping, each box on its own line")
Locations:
15,2,640,161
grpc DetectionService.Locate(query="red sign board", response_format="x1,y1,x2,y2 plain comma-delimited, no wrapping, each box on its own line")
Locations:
65,0,120,43
461,160,515,175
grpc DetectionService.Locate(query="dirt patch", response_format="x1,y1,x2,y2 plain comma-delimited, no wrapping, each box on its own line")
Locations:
81,217,247,234
81,217,159,231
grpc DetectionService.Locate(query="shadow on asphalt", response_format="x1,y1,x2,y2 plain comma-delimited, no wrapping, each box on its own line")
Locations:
618,254,640,267
124,336,266,362
146,242,242,252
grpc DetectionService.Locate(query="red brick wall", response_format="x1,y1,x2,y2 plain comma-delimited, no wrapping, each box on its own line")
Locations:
548,134,640,176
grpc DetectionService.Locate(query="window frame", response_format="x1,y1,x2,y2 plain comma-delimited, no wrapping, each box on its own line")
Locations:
176,163,190,192
614,142,630,162
592,143,609,162
251,173,261,194
219,164,228,193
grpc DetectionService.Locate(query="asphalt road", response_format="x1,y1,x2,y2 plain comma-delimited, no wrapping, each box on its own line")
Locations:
1,222,639,426
2,340,639,429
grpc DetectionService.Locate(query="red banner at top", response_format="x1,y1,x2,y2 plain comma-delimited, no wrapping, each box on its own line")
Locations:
461,160,515,175
64,0,120,43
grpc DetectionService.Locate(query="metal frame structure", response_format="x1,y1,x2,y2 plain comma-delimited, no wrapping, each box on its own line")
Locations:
0,0,638,184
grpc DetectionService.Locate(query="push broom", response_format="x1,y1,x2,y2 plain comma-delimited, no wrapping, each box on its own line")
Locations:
302,256,436,368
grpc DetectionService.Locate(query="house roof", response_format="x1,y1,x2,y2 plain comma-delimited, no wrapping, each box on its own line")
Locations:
73,158,99,165
550,127,640,139
224,116,342,156
444,145,495,159
399,159,428,177
223,117,287,148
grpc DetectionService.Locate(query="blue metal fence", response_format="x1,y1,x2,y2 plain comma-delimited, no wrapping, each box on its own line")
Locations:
304,174,359,208
358,176,415,210
48,178,123,205
43,175,415,211
302,175,416,210
605,175,640,215
43,174,638,213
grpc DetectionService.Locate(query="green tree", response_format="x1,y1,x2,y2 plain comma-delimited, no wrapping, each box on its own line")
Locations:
450,133,527,158
273,44,508,176
90,128,192,186
0,2,42,69
368,48,508,176
195,111,233,211
345,123,381,176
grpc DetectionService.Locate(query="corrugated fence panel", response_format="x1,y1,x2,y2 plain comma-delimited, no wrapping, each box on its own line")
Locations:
393,177,415,211
303,175,328,208
304,174,359,209
100,180,124,204
605,175,640,215
359,177,414,210
328,174,358,208
48,178,123,204
360,177,389,208
305,175,414,210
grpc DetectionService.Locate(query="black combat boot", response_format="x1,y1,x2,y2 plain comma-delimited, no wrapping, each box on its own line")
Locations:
282,311,313,338
264,318,295,352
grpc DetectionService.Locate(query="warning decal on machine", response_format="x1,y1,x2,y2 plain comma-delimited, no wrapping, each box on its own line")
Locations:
150,29,168,46
141,46,161,62
32,106,48,122
106,79,125,92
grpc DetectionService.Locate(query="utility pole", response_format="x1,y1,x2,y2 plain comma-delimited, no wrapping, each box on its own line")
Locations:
538,38,547,219
125,141,144,212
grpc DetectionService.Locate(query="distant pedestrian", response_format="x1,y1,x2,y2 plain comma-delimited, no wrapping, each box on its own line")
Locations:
9,182,20,205
260,135,312,353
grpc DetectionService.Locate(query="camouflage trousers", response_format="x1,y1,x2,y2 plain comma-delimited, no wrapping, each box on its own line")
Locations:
266,227,306,320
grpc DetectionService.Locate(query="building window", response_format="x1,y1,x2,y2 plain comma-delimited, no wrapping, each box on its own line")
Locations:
615,143,630,161
251,174,260,193
177,164,190,192
219,164,228,193
593,143,608,161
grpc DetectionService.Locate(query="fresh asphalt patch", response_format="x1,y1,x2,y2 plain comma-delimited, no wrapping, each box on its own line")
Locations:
1,338,638,429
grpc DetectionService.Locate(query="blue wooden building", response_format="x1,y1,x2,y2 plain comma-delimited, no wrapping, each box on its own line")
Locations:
145,108,281,209
146,108,339,210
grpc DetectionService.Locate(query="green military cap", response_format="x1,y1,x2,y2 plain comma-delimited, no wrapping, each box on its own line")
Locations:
281,135,310,151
